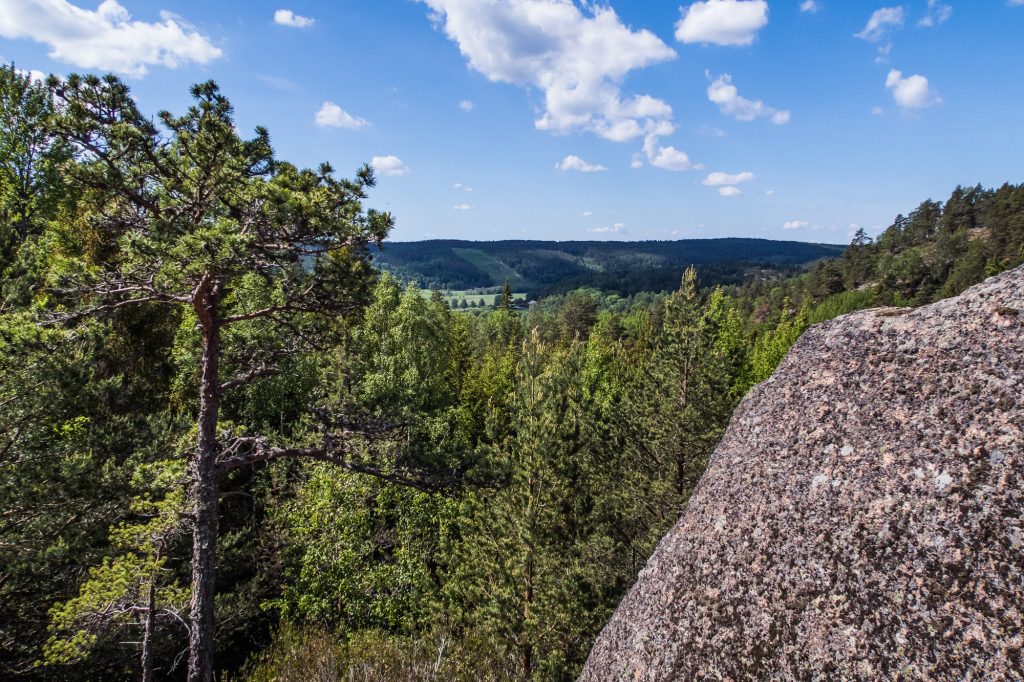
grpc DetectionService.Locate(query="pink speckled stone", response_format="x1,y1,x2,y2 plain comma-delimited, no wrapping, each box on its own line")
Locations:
581,266,1024,681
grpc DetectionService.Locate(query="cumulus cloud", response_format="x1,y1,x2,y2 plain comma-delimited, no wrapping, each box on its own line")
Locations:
581,210,593,217
453,203,473,210
783,220,809,229
371,155,409,176
637,134,697,171
705,171,753,197
556,155,608,172
315,101,368,129
885,69,941,108
704,170,754,186
918,0,952,27
855,6,904,41
458,99,474,111
274,9,315,28
707,73,790,124
0,0,221,77
675,0,769,46
453,182,473,191
800,1,820,13
419,0,676,144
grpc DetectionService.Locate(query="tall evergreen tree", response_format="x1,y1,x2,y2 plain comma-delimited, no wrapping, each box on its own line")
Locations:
44,75,399,681
446,333,605,680
498,279,514,311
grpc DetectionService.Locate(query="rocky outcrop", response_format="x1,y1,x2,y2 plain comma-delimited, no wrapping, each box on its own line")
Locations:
581,266,1024,680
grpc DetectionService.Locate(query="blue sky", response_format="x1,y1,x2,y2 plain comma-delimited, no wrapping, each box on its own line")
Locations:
1,0,1022,243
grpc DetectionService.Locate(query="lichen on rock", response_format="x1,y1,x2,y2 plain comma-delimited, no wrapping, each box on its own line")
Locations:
580,265,1024,681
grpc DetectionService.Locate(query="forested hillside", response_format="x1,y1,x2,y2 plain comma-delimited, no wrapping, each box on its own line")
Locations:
372,238,845,296
1,64,1023,681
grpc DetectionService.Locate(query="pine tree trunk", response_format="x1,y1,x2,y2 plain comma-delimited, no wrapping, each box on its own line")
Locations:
141,577,155,682
188,283,221,682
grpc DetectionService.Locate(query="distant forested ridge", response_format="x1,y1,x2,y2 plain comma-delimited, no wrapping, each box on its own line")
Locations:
371,238,846,296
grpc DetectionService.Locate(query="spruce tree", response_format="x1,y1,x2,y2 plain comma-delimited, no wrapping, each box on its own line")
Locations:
498,279,514,311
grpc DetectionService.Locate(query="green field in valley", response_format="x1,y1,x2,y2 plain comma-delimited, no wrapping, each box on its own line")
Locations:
420,289,528,309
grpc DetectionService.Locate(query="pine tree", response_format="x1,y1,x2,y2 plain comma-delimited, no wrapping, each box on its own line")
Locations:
446,333,604,679
44,75,409,681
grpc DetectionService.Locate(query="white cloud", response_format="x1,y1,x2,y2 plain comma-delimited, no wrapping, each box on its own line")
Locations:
918,0,951,27
581,210,593,217
855,7,904,42
556,155,608,173
12,65,47,82
675,0,769,46
718,186,743,197
589,222,626,234
274,9,315,28
707,73,790,124
641,134,697,171
871,105,885,115
800,1,820,13
0,0,221,77
315,101,368,129
783,220,809,229
704,170,754,186
453,182,473,192
370,155,409,176
885,69,941,108
1011,1,1024,6
764,189,776,196
453,203,473,210
458,99,474,111
419,0,676,143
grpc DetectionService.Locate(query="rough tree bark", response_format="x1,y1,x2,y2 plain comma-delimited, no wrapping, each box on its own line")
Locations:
188,276,221,682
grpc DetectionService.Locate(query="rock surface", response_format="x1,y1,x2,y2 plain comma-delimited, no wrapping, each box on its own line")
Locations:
580,266,1024,681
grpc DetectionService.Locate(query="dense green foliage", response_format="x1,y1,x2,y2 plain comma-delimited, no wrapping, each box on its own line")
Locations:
372,238,846,296
2,64,1023,680
733,183,1024,328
